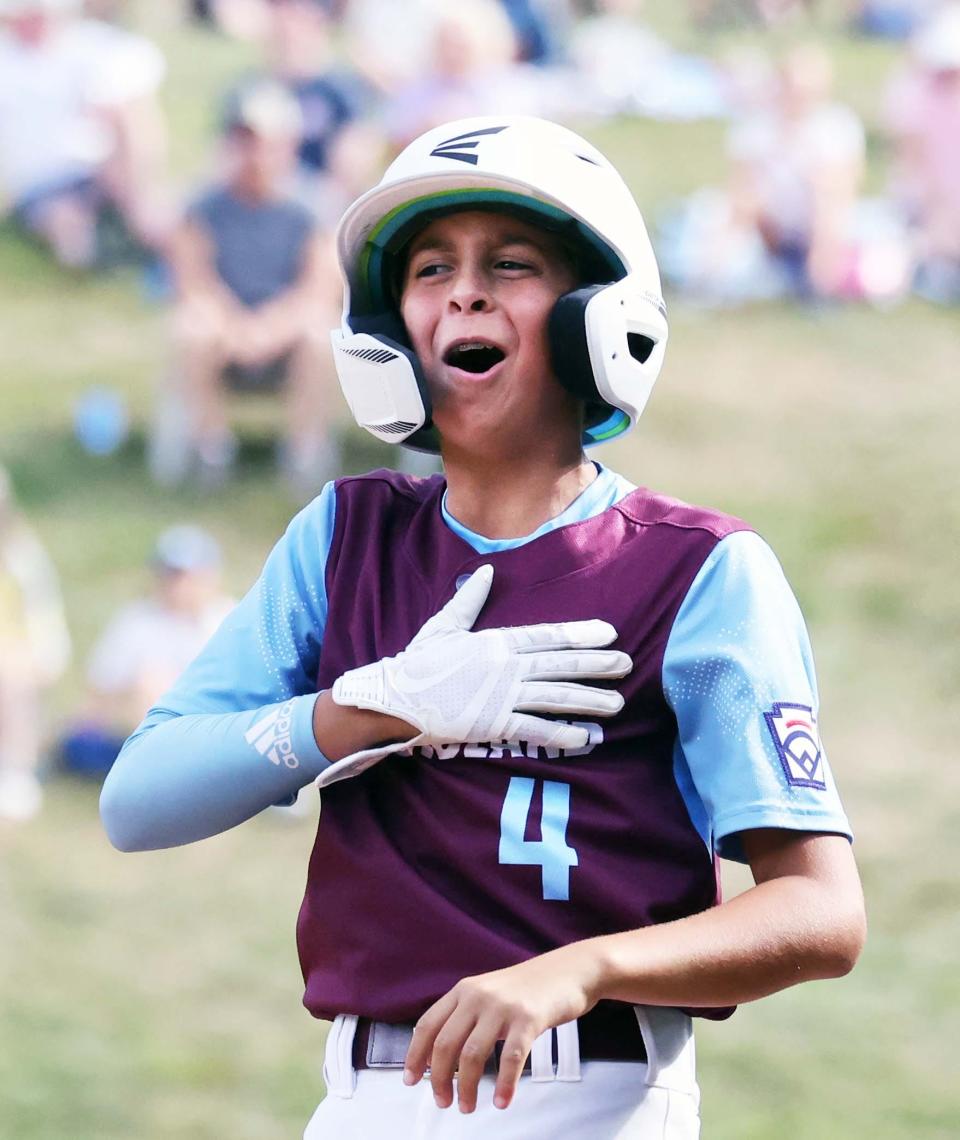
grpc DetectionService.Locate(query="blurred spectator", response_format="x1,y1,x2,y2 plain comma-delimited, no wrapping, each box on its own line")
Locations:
497,0,568,64
339,0,440,95
186,0,271,38
188,0,216,24
569,0,670,112
383,0,549,149
883,2,960,302
0,0,172,270
151,80,340,493
0,466,71,822
689,0,815,26
848,0,938,39
82,0,128,20
225,0,378,186
568,0,728,120
659,44,912,305
60,525,234,777
311,111,387,231
728,44,866,297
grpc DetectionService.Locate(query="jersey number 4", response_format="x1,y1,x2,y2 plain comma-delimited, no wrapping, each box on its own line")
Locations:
498,777,578,901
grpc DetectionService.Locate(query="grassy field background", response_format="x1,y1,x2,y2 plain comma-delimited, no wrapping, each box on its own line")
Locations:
1,4,958,1137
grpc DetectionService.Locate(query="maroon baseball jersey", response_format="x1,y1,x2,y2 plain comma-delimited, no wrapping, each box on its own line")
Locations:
297,470,750,1023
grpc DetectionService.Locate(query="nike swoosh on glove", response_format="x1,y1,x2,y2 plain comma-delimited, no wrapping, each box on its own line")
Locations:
316,564,631,788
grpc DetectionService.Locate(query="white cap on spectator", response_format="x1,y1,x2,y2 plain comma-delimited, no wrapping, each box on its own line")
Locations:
152,526,222,575
223,80,304,139
914,3,960,72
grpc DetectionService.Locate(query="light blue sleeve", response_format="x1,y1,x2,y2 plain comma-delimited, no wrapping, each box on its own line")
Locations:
100,483,338,852
662,530,852,864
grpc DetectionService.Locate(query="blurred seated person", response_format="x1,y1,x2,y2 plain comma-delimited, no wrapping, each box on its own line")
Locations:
82,0,129,20
848,0,937,39
569,0,670,110
726,44,866,298
568,0,728,120
658,43,911,305
496,0,566,64
222,0,377,187
688,0,815,26
60,526,234,777
0,0,171,270
187,0,216,24
153,80,340,491
186,0,261,34
0,465,71,821
384,0,549,150
339,0,439,96
716,45,861,298
883,3,960,303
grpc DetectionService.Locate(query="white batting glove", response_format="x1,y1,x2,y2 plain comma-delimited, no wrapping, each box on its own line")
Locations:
316,564,631,788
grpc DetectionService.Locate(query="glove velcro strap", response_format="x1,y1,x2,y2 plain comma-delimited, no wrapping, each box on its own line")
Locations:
314,735,422,789
331,661,389,712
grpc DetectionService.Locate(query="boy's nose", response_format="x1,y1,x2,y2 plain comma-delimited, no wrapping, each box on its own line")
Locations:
452,296,490,313
448,269,493,313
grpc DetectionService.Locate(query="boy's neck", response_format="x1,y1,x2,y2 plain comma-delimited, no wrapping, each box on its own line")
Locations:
442,447,597,541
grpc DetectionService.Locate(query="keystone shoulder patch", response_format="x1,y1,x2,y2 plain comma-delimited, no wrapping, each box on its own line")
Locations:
763,702,825,789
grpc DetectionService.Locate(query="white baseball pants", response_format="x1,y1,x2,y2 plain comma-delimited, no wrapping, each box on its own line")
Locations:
304,1007,700,1139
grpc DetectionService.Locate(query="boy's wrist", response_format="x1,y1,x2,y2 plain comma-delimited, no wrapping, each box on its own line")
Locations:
581,931,652,1007
549,936,622,1009
312,688,416,761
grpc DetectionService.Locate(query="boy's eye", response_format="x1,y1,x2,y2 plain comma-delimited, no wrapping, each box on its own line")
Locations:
413,262,449,279
496,258,533,272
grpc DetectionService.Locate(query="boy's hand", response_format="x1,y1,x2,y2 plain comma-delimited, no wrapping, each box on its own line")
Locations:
330,563,630,755
403,946,601,1114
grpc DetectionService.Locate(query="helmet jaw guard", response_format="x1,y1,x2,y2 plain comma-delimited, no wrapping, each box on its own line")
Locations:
329,330,433,448
332,116,668,452
550,278,669,444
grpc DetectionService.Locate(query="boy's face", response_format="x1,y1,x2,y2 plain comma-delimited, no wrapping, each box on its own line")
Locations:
399,210,581,453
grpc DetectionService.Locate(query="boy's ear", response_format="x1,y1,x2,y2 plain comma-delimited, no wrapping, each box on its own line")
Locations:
548,285,608,402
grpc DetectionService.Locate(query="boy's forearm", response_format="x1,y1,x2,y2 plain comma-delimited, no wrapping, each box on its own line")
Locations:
559,838,865,1010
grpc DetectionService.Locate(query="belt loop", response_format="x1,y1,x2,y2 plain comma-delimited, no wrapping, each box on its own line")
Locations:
633,1006,696,1093
529,1026,555,1082
367,1020,419,1068
323,1013,359,1098
555,1019,581,1082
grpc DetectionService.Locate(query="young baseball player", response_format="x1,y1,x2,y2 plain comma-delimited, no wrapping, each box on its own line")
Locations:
101,116,866,1138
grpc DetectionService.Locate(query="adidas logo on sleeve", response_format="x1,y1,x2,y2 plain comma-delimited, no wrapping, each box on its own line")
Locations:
245,701,299,769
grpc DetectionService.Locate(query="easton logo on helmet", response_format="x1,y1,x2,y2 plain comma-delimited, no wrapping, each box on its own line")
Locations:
429,125,509,166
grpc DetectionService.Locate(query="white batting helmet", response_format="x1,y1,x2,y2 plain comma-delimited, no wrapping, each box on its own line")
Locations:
332,115,668,452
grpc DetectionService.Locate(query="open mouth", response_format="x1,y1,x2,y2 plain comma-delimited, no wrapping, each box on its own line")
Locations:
442,342,506,374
